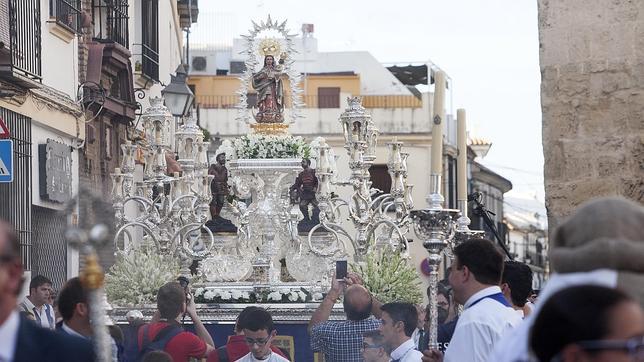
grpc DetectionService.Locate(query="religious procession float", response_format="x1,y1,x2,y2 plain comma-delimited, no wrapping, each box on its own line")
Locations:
93,16,482,360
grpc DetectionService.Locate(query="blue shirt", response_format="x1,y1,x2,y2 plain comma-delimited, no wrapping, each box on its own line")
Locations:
310,318,382,362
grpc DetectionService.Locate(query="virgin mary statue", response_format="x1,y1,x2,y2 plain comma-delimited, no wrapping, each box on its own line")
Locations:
252,54,286,123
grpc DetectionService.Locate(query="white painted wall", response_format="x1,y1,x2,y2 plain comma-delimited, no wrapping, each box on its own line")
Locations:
39,0,79,99
129,0,185,110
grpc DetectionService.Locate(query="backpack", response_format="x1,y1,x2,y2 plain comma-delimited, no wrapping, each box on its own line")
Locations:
136,324,183,362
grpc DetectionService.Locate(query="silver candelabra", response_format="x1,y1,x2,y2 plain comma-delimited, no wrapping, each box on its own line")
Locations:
111,97,214,276
308,97,413,260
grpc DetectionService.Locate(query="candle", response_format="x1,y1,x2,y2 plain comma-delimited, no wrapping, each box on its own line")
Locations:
430,71,446,176
457,109,467,202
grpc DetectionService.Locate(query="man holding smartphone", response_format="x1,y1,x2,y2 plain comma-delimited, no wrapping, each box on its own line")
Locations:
308,269,383,362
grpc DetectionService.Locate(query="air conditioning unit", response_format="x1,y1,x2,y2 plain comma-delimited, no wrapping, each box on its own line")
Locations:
230,61,246,74
192,56,207,71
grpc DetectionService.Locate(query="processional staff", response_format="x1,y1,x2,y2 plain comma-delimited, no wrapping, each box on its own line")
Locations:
64,191,114,362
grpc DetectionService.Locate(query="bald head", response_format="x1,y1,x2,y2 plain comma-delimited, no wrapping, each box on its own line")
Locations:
343,285,373,321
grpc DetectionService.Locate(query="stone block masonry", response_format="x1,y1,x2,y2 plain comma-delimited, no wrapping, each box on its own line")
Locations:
539,0,644,230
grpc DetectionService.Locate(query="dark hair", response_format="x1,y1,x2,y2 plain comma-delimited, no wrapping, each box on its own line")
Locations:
344,295,373,321
142,350,173,362
57,277,87,322
29,275,52,291
363,330,385,345
530,285,633,362
236,306,262,333
263,55,275,66
380,302,418,337
156,282,185,320
242,307,274,332
434,283,451,303
502,261,533,307
453,238,504,285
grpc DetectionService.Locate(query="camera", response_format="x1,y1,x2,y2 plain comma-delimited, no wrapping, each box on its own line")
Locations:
177,276,190,301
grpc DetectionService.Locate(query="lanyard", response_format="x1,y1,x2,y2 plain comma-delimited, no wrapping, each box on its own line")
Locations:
468,292,511,308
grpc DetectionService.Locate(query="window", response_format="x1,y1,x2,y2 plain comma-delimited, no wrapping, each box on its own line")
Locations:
50,0,81,33
141,0,159,81
5,0,42,80
318,87,340,108
91,0,129,48
369,165,391,196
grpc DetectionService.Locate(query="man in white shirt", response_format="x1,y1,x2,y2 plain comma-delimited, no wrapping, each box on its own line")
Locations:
422,238,522,362
379,302,424,362
410,304,426,350
235,307,289,362
18,275,55,329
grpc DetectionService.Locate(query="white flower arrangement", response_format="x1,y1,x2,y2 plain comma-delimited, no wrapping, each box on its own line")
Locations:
232,134,311,160
193,287,319,304
105,249,181,306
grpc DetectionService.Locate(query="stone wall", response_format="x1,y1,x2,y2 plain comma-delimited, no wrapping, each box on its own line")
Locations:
539,0,644,229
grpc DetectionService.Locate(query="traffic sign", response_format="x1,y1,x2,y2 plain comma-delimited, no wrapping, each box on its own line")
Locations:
0,117,9,139
0,139,13,183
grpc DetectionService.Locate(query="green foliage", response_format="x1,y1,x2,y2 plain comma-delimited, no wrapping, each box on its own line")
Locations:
351,251,423,304
201,127,211,142
105,248,181,306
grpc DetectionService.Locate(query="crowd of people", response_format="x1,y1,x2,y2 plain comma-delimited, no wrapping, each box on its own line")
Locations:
0,196,642,361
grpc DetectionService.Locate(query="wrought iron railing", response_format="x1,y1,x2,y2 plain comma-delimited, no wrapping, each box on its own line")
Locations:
0,108,33,270
91,0,129,48
196,94,424,109
49,0,81,33
6,0,42,80
141,0,158,81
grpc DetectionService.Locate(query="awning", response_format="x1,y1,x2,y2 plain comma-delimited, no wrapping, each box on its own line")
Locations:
386,65,428,86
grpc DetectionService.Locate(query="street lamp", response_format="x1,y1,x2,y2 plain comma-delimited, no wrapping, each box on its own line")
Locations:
161,64,194,117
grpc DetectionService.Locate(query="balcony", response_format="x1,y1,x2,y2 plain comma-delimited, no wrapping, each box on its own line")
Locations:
0,0,42,86
195,94,423,109
91,0,129,49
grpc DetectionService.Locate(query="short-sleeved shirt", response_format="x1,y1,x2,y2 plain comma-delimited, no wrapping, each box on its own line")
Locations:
137,322,207,362
310,318,382,362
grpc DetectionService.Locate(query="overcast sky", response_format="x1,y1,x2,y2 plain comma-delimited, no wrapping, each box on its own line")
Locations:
192,0,545,207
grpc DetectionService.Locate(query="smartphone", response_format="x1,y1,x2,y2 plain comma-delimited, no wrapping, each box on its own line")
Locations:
177,276,190,299
336,260,348,280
